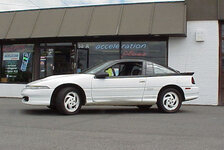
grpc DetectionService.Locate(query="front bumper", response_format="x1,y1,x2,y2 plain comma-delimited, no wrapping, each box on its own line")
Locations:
21,88,54,106
184,86,199,101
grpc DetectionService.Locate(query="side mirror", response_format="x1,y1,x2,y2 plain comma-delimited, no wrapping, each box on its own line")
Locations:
95,72,109,79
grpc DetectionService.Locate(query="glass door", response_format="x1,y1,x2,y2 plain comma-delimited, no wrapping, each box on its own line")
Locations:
77,48,89,73
40,48,54,78
39,43,75,78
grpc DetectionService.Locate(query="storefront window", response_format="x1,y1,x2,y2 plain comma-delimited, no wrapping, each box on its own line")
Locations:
39,43,74,78
222,24,224,37
77,41,167,70
1,44,34,83
222,40,224,68
0,45,2,79
222,40,224,53
40,48,54,79
78,42,120,68
121,41,167,66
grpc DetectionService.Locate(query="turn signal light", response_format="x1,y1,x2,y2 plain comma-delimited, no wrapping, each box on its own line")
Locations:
192,77,195,84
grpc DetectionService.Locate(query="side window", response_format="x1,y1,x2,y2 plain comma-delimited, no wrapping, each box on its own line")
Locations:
105,63,125,77
146,62,154,76
154,64,175,75
105,62,143,77
130,64,142,76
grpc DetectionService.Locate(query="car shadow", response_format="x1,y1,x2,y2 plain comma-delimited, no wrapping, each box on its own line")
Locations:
21,108,59,116
21,106,189,116
79,107,159,115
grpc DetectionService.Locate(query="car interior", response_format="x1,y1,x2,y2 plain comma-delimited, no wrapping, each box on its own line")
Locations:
105,62,142,77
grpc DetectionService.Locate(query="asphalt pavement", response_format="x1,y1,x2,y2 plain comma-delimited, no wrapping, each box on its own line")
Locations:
0,98,224,150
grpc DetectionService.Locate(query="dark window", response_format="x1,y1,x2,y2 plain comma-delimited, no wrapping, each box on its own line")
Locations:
222,24,224,37
105,62,143,77
77,49,89,73
0,40,167,82
220,23,224,105
40,48,54,78
39,43,75,79
0,45,2,81
78,41,167,71
78,42,120,68
220,24,224,71
1,44,34,83
222,40,224,53
222,40,224,69
121,41,167,66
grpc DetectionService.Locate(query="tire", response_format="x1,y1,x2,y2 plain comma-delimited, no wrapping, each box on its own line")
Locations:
157,88,182,113
137,105,152,110
55,87,82,115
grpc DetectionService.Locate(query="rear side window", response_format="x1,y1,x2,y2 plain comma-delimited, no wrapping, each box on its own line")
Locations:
154,64,176,75
146,62,154,76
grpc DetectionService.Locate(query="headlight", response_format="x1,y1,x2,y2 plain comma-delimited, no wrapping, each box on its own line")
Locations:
26,85,50,89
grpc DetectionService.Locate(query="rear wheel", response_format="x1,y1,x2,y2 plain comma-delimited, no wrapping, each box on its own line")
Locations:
157,88,182,113
55,87,82,115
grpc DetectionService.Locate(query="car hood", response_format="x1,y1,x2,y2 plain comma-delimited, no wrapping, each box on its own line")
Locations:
27,74,93,86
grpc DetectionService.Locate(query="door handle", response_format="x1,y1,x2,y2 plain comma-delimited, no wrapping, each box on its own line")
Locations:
139,80,146,83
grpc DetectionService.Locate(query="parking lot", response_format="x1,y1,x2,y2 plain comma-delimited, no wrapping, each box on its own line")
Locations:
0,98,223,150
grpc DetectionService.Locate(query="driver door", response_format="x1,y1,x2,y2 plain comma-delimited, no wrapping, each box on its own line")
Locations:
91,61,147,103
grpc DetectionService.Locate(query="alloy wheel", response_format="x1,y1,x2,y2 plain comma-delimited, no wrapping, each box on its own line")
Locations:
162,91,179,111
64,91,80,112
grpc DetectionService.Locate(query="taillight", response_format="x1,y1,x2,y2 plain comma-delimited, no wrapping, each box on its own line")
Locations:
191,77,195,84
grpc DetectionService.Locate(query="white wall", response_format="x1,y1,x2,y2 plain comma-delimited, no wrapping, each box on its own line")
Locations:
0,84,25,98
169,21,219,105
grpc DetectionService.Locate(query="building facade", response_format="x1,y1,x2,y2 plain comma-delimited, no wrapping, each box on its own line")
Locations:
0,0,224,105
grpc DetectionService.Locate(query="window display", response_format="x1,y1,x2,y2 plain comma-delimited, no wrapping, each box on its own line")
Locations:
78,42,120,68
78,41,167,70
0,40,167,83
1,44,34,83
121,41,167,66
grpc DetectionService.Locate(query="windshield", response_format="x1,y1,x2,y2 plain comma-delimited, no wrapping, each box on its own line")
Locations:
82,61,112,74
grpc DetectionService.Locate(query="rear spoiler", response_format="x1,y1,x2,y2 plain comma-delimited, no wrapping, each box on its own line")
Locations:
180,72,194,75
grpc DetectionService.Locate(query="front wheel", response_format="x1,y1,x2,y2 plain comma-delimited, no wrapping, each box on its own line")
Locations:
157,88,182,113
55,87,82,115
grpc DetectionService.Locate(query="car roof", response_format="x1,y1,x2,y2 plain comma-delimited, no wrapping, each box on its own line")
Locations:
108,59,151,64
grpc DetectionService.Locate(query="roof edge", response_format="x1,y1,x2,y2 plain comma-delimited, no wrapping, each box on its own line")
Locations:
0,1,185,13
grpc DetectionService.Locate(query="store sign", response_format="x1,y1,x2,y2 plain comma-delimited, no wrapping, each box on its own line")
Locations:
3,44,34,52
122,50,147,58
3,52,20,60
78,42,148,51
96,44,119,50
95,43,148,50
121,43,147,49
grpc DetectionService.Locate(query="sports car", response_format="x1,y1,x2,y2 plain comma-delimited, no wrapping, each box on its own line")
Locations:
21,59,199,114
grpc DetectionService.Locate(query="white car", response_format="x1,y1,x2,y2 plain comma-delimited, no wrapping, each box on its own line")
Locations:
21,59,199,114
